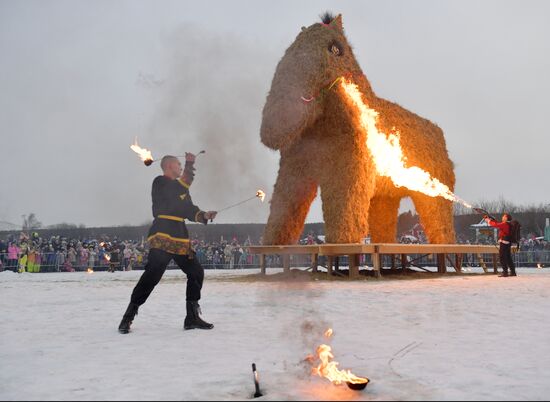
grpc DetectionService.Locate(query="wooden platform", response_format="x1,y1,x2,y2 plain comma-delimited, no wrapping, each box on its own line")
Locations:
247,243,500,278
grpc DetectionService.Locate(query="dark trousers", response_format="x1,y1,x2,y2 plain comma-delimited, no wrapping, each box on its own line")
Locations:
130,248,204,306
499,242,516,274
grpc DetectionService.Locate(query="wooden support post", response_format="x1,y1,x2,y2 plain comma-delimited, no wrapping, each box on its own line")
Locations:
327,256,334,279
477,253,488,273
349,254,359,278
372,250,382,278
492,254,498,274
391,255,396,271
260,254,266,275
437,253,447,274
401,254,407,270
283,254,290,274
311,253,319,273
455,254,463,273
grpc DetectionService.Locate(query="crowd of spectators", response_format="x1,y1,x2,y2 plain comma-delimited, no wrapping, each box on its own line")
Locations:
0,232,146,273
1,230,548,273
0,232,270,273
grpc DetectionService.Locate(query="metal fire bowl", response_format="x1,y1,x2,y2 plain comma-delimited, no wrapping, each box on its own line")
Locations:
346,378,369,391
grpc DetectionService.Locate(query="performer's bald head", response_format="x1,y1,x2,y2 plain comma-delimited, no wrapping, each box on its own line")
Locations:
161,155,182,179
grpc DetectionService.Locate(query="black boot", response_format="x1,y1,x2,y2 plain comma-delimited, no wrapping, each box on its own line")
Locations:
184,301,214,330
510,268,517,277
118,303,139,334
498,270,509,278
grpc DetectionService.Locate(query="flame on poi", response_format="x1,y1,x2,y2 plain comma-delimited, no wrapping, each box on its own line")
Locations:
87,268,94,274
104,254,111,262
130,138,154,165
309,328,369,386
340,79,472,209
256,190,266,202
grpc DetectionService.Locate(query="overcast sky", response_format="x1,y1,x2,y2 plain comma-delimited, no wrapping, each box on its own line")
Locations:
0,0,549,229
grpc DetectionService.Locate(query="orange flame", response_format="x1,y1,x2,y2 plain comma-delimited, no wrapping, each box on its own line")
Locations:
340,79,472,208
130,138,154,164
104,254,111,262
310,328,369,386
87,268,94,274
256,190,266,202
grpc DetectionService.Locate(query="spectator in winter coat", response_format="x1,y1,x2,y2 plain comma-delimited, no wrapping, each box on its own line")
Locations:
88,247,97,271
7,242,19,272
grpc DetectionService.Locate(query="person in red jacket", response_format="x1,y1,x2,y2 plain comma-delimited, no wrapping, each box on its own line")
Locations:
485,213,517,277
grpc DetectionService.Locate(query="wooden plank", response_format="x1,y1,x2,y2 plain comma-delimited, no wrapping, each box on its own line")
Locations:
318,244,376,256
377,244,499,255
492,254,498,274
259,254,266,275
249,243,499,257
391,255,397,271
401,254,407,270
349,254,359,278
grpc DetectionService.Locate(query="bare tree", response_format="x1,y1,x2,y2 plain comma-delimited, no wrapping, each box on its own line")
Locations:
22,213,42,232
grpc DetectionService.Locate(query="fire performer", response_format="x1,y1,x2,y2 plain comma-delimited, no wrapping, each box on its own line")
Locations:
485,213,517,277
118,153,217,334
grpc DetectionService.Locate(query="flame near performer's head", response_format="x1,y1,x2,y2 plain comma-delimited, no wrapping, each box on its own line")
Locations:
130,138,154,165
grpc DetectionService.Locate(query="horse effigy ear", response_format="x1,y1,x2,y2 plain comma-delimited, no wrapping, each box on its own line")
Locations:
332,14,344,32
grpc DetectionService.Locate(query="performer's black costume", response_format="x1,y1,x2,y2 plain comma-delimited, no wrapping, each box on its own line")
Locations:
119,164,213,333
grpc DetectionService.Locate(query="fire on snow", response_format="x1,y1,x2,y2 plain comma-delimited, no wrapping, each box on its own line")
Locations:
308,328,369,386
340,79,472,208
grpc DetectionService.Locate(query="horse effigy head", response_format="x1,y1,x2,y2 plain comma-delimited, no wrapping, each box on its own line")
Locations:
261,13,360,150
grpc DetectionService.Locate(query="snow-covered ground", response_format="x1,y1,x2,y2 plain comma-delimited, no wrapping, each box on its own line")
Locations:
1,269,550,401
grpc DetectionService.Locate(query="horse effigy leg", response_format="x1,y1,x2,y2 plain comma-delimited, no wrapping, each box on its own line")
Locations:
320,171,374,244
368,195,402,243
263,160,318,245
411,193,456,244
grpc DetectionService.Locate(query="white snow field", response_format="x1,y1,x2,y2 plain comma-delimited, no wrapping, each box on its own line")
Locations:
1,268,550,401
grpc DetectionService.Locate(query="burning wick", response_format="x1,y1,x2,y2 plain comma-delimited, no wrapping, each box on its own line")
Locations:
217,189,266,213
130,139,206,167
130,137,154,166
308,328,369,391
252,363,263,398
256,190,266,202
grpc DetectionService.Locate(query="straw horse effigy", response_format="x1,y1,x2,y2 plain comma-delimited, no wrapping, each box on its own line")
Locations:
261,13,457,245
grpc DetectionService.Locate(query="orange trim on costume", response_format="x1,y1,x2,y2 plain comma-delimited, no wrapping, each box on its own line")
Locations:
177,178,190,189
157,215,184,222
147,232,191,243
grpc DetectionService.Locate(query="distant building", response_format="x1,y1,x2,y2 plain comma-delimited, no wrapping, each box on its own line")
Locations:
470,219,498,243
